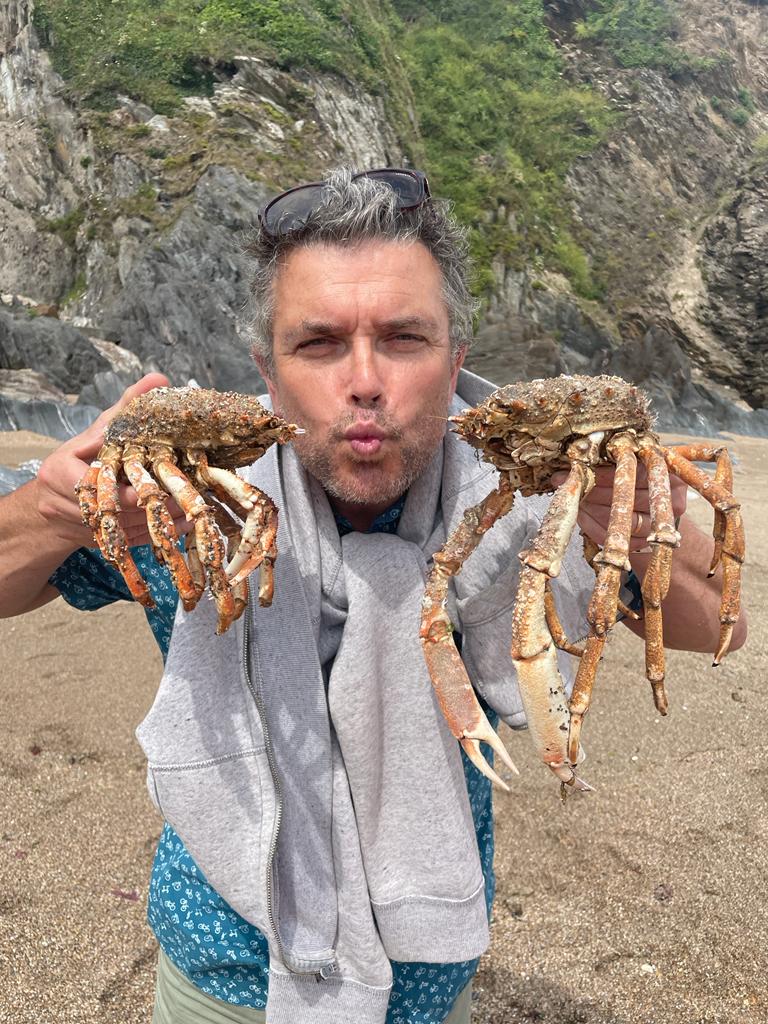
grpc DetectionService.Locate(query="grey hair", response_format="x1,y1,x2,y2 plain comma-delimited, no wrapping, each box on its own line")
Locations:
245,167,478,372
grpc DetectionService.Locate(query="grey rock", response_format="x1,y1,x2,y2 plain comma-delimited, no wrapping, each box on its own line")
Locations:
77,369,132,408
117,95,155,123
697,173,768,410
0,367,69,402
602,321,768,436
0,392,100,438
100,165,270,394
0,463,38,495
112,154,146,198
0,308,112,392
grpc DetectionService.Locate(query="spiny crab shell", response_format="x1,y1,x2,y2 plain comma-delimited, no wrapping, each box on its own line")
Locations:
453,375,653,485
103,387,294,465
77,386,297,634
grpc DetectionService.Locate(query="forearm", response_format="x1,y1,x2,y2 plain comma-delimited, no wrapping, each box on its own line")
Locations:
0,480,86,617
622,516,747,654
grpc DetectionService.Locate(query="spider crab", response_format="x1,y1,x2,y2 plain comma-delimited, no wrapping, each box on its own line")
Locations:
76,387,297,634
420,374,744,793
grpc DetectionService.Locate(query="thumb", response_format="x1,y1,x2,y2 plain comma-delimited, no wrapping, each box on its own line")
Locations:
71,373,170,461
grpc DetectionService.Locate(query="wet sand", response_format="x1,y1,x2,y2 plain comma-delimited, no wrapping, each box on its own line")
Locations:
0,430,765,1023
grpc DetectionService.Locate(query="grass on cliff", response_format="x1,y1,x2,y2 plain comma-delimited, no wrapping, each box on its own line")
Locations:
34,0,395,112
34,0,700,303
395,0,616,297
573,0,722,75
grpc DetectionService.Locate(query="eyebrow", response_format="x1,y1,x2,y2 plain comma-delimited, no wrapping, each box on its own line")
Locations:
283,315,441,345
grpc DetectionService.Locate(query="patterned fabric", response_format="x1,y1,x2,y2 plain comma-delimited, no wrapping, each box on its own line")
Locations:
49,501,496,1023
624,569,644,614
333,493,407,537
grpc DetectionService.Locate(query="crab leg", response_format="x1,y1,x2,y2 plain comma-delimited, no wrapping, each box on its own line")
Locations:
207,496,250,624
705,448,733,577
568,433,637,766
152,451,236,634
122,445,202,612
76,460,117,566
636,440,682,714
92,445,155,609
511,454,596,791
75,462,101,531
662,445,744,664
196,461,279,607
544,581,585,657
420,474,519,790
582,535,638,622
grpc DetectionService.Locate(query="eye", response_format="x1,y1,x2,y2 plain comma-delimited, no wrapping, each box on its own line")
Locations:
388,333,425,346
296,337,337,354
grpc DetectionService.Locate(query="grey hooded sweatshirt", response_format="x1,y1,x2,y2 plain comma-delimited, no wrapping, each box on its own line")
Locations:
135,369,594,1023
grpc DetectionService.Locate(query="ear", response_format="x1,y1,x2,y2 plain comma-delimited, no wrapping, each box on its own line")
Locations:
253,351,281,413
449,344,467,393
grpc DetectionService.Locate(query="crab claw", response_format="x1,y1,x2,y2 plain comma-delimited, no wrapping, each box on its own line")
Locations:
420,622,519,792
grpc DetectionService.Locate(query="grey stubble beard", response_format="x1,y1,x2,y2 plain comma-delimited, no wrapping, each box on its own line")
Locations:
279,403,449,509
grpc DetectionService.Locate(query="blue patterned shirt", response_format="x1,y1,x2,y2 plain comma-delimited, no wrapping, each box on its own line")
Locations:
49,499,496,1022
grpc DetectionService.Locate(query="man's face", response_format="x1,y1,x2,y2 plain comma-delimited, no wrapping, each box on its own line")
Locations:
261,239,465,514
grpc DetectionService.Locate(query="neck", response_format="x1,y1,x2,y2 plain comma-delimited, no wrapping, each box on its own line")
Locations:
328,495,399,532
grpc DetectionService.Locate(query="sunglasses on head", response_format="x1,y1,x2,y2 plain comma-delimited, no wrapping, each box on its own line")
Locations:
258,168,431,238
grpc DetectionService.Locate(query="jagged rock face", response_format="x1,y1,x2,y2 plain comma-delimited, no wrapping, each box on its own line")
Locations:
697,171,768,410
462,0,768,433
0,0,91,300
100,165,270,395
0,308,111,393
1,0,767,441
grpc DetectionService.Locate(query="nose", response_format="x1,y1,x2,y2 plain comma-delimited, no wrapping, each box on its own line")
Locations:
348,338,383,408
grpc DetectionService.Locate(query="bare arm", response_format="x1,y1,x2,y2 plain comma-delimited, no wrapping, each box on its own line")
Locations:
0,373,186,618
569,466,747,655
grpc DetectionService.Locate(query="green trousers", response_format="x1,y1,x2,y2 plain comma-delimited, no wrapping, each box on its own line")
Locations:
153,949,473,1023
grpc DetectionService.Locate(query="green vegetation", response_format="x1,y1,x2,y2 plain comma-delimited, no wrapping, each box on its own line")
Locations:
396,0,615,296
711,95,752,127
42,206,86,247
34,0,730,301
34,0,398,112
574,0,716,75
61,271,88,306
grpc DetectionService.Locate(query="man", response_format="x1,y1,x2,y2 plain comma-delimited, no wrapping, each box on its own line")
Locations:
0,168,746,1023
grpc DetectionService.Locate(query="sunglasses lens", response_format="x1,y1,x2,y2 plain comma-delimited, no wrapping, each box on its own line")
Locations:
261,169,429,236
365,169,427,207
262,184,325,235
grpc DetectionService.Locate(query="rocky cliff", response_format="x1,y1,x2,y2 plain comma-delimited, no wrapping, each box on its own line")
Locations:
1,0,767,447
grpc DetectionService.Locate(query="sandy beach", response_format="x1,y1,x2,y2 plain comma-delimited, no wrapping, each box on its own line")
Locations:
0,429,765,1024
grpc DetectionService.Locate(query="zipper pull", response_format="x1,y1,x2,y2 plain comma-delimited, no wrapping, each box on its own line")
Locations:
317,960,339,981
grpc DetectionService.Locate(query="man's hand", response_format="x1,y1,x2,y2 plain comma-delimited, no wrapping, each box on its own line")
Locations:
36,373,189,549
552,464,688,554
551,461,747,655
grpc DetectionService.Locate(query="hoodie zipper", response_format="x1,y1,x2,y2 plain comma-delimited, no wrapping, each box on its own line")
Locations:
242,600,340,980
242,611,285,963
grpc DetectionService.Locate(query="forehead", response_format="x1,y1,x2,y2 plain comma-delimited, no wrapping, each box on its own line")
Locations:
271,239,449,329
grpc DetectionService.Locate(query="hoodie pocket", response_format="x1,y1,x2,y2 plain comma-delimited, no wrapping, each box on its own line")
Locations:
148,747,276,935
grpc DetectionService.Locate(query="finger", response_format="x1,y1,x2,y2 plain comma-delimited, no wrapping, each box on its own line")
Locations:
668,475,688,518
117,482,140,509
123,514,192,548
579,505,652,539
577,508,609,547
582,486,652,514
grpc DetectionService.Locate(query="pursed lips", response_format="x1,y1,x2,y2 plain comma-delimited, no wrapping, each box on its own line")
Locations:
343,422,390,457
